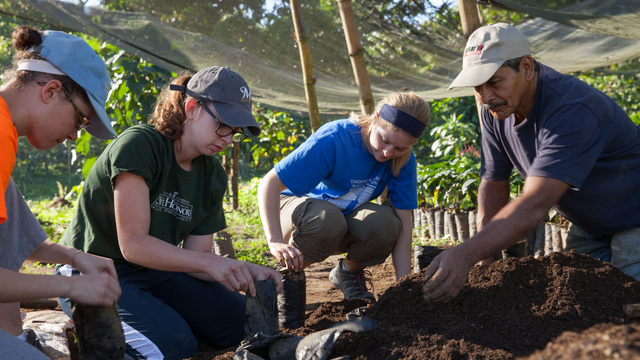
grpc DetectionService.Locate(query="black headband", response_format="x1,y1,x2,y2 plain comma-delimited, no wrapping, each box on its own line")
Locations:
378,104,426,138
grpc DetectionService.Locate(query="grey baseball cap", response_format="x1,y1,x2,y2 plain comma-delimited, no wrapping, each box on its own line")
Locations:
448,23,531,90
33,31,115,139
173,66,260,137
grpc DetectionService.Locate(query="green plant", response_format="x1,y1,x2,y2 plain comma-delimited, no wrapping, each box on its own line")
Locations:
224,178,265,240
509,169,525,199
233,240,277,268
250,107,311,172
430,112,479,159
417,154,480,210
29,199,76,243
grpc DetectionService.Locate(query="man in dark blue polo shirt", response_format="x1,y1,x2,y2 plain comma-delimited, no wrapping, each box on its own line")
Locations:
422,23,640,303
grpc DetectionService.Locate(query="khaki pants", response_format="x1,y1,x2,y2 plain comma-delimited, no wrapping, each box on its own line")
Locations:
566,224,640,280
280,196,402,267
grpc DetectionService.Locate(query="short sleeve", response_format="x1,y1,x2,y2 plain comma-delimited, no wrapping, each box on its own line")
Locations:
104,131,160,190
275,133,336,196
387,152,418,210
528,105,607,188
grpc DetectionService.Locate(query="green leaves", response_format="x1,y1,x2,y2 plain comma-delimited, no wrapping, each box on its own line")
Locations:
429,112,478,158
250,106,310,170
417,154,480,210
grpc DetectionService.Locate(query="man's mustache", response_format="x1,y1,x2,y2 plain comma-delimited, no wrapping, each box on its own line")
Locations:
487,101,508,110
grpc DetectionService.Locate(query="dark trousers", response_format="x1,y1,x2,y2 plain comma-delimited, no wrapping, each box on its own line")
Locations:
58,263,246,360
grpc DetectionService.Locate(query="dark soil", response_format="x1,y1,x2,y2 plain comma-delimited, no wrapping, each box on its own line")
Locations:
191,251,640,359
523,322,640,360
332,251,640,359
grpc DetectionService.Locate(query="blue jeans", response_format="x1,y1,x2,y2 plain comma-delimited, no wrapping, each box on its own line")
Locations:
57,263,246,360
565,224,640,280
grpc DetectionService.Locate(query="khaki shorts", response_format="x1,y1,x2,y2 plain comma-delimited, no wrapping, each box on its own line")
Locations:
280,196,403,266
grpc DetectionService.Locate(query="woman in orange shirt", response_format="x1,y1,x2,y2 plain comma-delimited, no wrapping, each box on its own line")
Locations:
0,26,121,358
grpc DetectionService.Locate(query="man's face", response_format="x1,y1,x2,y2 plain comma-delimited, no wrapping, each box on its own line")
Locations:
473,65,529,120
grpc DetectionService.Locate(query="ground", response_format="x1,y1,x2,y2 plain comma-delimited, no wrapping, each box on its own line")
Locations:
190,251,640,360
22,251,640,360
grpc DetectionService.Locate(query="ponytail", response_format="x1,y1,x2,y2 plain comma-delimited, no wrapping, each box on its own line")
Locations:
148,70,195,140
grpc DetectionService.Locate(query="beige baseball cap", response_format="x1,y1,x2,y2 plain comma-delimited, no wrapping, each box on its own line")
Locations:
448,23,531,90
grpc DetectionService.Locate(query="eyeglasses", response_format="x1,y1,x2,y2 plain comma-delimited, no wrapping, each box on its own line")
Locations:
38,82,90,131
196,100,248,143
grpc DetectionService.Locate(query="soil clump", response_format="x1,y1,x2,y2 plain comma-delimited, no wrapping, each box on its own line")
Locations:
189,251,640,359
332,251,640,359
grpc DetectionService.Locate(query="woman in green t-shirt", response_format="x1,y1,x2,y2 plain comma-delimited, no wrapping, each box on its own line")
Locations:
59,67,283,360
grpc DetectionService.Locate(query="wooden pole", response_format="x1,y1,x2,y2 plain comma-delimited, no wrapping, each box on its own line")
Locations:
458,0,484,124
459,0,483,38
290,0,322,133
336,0,374,115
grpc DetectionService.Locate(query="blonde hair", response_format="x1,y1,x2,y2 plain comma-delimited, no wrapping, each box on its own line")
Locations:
351,92,430,176
148,70,195,140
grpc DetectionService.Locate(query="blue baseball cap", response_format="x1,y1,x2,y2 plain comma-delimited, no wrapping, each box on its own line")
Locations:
31,31,115,139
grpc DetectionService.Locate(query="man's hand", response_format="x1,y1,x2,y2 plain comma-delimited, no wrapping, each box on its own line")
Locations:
268,242,304,272
422,244,475,303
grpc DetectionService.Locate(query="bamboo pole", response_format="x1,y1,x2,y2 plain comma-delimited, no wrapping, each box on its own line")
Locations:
290,0,322,133
459,0,483,38
458,0,484,124
336,0,374,115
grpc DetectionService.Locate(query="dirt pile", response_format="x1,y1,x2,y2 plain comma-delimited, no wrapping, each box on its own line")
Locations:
331,251,640,360
523,322,640,360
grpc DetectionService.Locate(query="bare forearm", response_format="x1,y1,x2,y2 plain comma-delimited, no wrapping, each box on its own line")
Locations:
26,240,79,265
121,234,218,273
258,169,287,244
391,209,412,280
0,267,71,302
477,179,510,231
463,177,569,263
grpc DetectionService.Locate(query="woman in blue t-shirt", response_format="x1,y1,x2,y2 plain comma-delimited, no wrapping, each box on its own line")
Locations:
258,92,429,301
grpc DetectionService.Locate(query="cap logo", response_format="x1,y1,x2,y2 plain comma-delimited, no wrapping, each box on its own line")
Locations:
240,86,251,102
464,44,483,57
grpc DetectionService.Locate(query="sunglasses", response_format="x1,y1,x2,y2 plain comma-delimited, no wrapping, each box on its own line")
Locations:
38,82,90,131
196,99,248,143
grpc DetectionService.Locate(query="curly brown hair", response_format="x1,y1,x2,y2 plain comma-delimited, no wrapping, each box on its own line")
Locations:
148,70,195,140
3,25,89,104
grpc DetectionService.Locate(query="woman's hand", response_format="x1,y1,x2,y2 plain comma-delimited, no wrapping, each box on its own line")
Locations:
66,273,121,307
204,256,257,296
72,252,118,279
268,241,304,272
246,263,283,294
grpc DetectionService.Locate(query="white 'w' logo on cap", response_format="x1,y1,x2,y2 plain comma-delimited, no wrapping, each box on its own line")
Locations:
240,86,251,101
